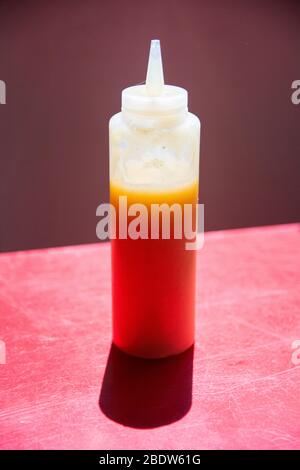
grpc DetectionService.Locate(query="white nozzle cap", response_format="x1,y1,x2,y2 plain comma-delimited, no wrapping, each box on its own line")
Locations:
145,39,164,96
121,39,188,116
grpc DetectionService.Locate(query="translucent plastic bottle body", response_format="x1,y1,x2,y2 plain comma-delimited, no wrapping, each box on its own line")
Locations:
110,110,200,358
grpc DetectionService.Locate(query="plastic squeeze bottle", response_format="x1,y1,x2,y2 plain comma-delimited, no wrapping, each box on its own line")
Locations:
110,40,201,358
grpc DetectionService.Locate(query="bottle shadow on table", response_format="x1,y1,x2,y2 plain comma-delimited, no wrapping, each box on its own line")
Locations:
99,344,194,429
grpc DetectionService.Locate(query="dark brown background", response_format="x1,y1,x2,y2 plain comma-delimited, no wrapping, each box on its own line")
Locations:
0,0,299,252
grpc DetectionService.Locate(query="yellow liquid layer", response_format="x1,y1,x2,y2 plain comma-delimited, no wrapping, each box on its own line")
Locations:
110,179,198,207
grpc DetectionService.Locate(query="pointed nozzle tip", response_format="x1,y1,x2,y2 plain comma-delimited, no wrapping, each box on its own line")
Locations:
146,39,165,96
150,39,161,55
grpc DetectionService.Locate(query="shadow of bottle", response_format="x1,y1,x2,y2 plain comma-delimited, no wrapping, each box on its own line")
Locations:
99,343,194,429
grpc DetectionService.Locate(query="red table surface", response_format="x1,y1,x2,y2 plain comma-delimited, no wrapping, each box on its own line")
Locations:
0,224,299,450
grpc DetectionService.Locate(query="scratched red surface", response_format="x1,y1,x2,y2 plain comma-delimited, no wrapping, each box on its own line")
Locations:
0,224,299,450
